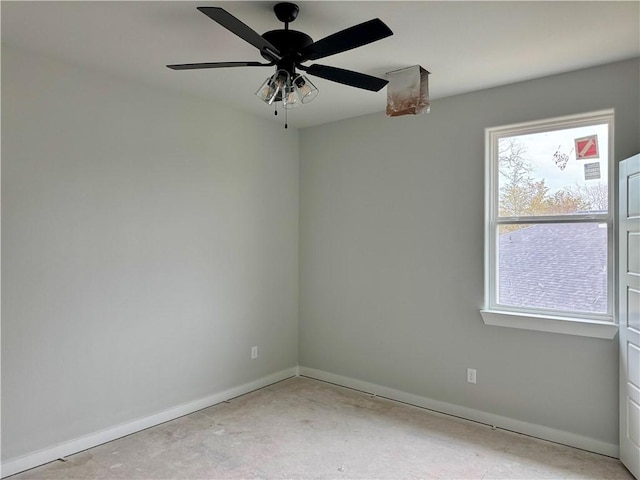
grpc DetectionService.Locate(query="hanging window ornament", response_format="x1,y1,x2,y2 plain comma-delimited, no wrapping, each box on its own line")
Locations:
552,145,570,171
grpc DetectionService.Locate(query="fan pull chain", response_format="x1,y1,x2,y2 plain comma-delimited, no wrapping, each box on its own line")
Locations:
274,104,278,116
285,106,288,129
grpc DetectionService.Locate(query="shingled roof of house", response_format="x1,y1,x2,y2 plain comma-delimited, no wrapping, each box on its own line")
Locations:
498,222,608,314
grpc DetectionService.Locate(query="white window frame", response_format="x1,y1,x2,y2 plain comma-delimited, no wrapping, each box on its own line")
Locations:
480,110,618,339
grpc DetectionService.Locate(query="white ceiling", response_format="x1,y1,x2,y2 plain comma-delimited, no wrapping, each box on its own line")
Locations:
2,1,639,128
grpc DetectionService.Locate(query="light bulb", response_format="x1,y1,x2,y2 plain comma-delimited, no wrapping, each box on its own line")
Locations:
283,85,301,109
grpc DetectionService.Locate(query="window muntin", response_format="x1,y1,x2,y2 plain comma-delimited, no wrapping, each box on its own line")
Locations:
486,110,614,323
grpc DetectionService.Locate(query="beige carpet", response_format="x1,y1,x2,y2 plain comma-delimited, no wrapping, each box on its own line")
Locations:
9,376,633,479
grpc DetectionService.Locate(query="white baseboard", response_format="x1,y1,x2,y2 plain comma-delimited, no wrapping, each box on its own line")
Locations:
1,367,298,478
298,366,619,458
2,365,618,478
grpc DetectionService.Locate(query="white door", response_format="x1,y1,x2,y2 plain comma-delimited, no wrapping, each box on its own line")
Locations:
620,153,640,479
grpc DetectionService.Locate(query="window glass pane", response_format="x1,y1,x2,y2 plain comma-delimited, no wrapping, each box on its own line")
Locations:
497,223,608,314
498,124,609,217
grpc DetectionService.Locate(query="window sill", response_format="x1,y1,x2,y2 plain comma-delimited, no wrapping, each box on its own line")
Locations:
479,309,618,339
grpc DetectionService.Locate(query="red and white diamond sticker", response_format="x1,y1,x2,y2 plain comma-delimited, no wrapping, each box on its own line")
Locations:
575,135,599,160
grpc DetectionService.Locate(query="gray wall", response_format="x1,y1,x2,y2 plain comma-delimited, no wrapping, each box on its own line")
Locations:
299,58,640,446
1,45,299,461
3,40,639,463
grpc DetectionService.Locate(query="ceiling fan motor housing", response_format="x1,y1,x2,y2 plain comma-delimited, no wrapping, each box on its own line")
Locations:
261,29,313,73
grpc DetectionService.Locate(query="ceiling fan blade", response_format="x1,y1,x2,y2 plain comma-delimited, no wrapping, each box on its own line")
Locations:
197,7,282,61
303,64,388,92
300,19,392,62
167,61,273,70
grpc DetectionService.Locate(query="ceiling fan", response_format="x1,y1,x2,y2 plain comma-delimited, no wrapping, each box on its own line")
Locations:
167,3,393,110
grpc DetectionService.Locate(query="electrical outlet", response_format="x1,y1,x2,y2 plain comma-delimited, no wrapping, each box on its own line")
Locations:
467,368,477,384
251,346,258,359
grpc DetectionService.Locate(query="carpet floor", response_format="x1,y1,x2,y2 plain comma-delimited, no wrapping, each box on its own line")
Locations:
9,376,633,479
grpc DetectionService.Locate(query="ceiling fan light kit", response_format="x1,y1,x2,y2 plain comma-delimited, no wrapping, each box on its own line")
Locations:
255,70,318,108
167,2,393,126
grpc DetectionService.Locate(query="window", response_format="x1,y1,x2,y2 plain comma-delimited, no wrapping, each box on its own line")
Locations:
481,110,617,339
